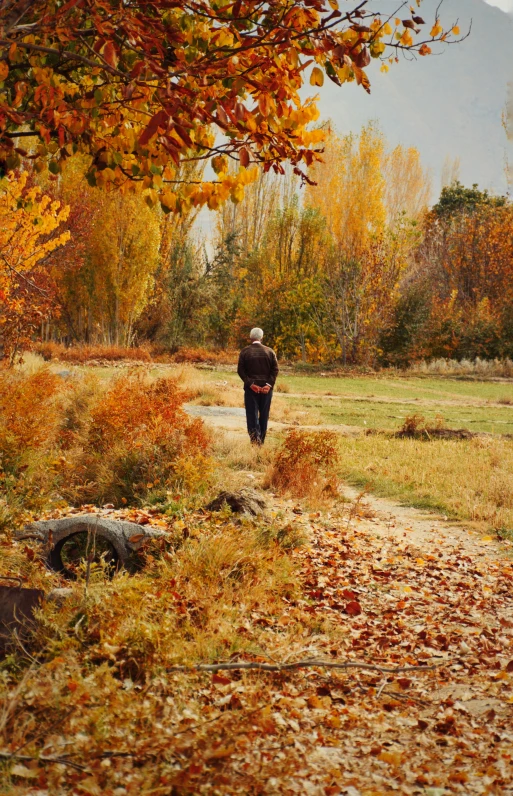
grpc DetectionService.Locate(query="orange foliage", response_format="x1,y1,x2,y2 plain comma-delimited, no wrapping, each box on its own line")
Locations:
89,374,203,453
0,369,65,470
0,369,212,524
416,203,513,360
266,429,339,500
0,173,70,361
169,346,237,365
76,374,212,505
35,342,153,363
0,1,452,212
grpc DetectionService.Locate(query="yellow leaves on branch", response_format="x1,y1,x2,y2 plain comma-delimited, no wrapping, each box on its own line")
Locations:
161,166,260,214
0,173,70,298
0,1,449,217
310,67,324,87
399,29,413,47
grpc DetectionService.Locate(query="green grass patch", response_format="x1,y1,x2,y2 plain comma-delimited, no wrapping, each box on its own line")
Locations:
335,434,513,535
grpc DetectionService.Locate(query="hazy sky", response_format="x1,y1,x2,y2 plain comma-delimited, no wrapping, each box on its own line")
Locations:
484,0,513,11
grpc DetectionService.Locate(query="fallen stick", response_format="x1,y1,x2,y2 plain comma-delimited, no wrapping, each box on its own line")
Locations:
0,750,87,772
167,658,445,675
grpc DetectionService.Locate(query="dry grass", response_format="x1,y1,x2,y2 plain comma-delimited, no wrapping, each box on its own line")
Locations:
410,357,513,378
270,398,321,426
34,341,153,363
25,515,300,673
212,430,276,474
0,509,313,793
265,429,341,505
337,433,513,536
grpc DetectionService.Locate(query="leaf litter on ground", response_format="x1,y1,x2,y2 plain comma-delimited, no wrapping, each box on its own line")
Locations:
1,492,513,795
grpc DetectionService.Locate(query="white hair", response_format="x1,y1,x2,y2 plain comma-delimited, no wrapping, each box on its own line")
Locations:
249,327,264,341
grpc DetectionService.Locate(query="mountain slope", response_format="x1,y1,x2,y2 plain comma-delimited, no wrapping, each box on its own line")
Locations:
316,0,513,195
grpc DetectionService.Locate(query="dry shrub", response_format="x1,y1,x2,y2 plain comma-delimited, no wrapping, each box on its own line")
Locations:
169,346,237,365
398,414,428,438
397,414,474,441
0,369,68,526
34,341,153,363
265,429,340,501
0,369,213,529
0,369,65,467
67,373,212,505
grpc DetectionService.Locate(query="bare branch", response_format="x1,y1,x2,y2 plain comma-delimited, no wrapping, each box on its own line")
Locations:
166,658,445,675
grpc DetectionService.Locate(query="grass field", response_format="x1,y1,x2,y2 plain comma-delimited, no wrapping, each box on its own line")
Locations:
178,365,513,536
190,367,513,434
36,357,513,537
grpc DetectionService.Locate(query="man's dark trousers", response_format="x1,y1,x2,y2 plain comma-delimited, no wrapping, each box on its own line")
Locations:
244,387,273,444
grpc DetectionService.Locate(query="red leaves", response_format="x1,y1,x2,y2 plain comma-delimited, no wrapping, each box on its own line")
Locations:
239,146,250,168
344,600,362,616
102,41,119,69
139,110,168,147
212,673,231,685
352,46,370,68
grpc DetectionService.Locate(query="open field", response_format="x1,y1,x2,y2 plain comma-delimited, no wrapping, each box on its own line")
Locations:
35,357,513,537
183,367,513,435
169,365,513,537
2,357,513,794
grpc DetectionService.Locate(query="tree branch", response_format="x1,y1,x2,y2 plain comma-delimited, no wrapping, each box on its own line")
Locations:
166,658,445,675
0,750,87,772
0,39,126,78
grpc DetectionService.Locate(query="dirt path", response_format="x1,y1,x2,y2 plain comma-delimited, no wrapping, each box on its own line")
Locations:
192,403,512,567
186,406,513,792
185,403,361,435
245,480,513,794
278,392,513,410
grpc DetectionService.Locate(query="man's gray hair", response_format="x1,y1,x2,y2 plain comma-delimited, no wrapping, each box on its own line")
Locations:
249,327,264,341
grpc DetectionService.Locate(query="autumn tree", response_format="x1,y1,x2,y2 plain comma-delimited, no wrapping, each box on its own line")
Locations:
0,0,459,212
383,144,432,224
382,183,513,364
87,194,161,346
217,167,282,256
307,124,425,363
44,157,161,346
0,172,70,360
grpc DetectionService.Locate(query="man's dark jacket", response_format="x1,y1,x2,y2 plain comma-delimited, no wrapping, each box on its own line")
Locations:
237,342,279,388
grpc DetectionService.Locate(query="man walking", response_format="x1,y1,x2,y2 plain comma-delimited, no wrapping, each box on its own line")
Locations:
237,328,279,445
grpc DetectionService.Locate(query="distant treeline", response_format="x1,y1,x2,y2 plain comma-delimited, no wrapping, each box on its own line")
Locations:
3,125,513,366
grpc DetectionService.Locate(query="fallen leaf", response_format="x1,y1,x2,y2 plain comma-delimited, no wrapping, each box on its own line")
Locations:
11,764,38,778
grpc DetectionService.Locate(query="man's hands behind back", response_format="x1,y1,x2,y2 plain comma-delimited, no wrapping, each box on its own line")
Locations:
250,384,271,394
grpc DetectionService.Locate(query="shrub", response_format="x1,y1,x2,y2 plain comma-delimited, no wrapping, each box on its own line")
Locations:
0,369,65,470
168,346,237,365
0,369,213,529
66,373,212,505
0,368,68,528
265,429,340,501
34,342,153,363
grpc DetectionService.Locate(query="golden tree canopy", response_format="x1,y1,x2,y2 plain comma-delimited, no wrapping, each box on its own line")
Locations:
0,0,459,212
